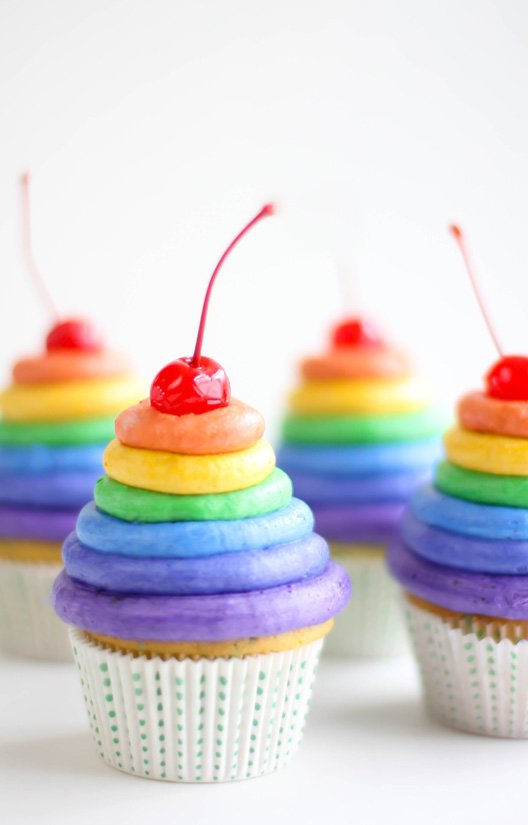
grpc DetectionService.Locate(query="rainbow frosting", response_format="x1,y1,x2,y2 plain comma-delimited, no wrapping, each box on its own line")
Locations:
388,388,528,621
279,334,445,545
0,346,143,564
52,396,351,657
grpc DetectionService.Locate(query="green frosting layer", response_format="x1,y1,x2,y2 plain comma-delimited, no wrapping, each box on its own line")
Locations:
282,406,447,445
0,416,116,446
435,460,528,509
94,467,293,523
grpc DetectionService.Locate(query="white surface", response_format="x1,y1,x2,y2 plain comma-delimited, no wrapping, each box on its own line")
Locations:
1,649,527,825
1,0,528,441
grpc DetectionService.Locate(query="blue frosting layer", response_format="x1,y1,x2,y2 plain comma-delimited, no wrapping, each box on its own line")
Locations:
76,498,315,557
411,484,528,541
0,443,106,473
278,439,442,477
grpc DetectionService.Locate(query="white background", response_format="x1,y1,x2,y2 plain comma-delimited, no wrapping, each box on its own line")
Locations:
1,1,528,822
1,0,528,435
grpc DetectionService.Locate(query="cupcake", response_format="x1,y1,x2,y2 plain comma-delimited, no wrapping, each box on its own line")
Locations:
388,225,528,737
52,204,351,782
0,318,143,660
279,317,444,657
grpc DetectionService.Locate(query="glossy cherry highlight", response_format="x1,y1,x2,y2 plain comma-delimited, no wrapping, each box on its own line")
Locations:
150,356,230,417
332,317,383,349
150,203,275,416
46,318,103,353
486,356,528,401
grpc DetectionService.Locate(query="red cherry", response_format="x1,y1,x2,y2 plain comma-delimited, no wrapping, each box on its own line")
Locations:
332,317,383,349
150,356,230,416
150,203,275,416
46,319,103,353
486,356,528,401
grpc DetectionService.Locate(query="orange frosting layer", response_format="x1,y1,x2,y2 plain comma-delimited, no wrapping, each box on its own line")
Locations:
115,397,265,455
301,347,410,381
458,390,528,439
13,351,131,385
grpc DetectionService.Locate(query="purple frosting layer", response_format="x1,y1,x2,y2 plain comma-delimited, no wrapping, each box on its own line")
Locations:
63,532,330,595
312,502,405,543
0,470,100,509
387,536,528,620
402,511,528,575
288,469,431,505
51,560,351,641
0,504,78,541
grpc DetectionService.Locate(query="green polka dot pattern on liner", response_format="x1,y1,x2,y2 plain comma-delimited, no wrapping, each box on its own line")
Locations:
69,628,323,782
404,599,528,738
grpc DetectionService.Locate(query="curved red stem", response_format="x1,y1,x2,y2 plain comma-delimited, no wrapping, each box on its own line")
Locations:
192,203,275,366
449,223,503,356
20,171,59,318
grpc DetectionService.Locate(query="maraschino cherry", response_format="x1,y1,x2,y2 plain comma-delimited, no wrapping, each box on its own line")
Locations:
332,317,383,349
450,224,528,401
46,318,103,352
20,171,103,354
150,203,275,417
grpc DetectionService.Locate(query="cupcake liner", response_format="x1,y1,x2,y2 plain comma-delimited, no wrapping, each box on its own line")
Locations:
0,558,71,661
69,628,324,782
404,597,528,738
325,545,409,658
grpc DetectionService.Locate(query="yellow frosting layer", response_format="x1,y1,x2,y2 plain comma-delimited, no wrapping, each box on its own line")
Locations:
83,620,333,659
289,376,430,415
0,539,62,564
104,438,276,494
0,376,145,422
444,426,528,476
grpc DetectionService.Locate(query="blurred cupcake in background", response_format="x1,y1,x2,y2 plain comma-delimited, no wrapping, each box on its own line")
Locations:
279,315,445,657
0,173,143,660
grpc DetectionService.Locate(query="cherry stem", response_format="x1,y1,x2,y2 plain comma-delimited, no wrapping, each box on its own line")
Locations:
336,257,359,315
20,171,59,319
449,223,503,357
192,203,275,366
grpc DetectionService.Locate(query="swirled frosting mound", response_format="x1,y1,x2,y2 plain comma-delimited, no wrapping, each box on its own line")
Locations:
388,386,528,620
52,396,351,656
279,322,445,544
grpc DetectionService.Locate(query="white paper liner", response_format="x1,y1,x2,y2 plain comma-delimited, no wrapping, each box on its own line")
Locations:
405,598,528,738
69,628,324,782
324,545,409,658
0,558,71,661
